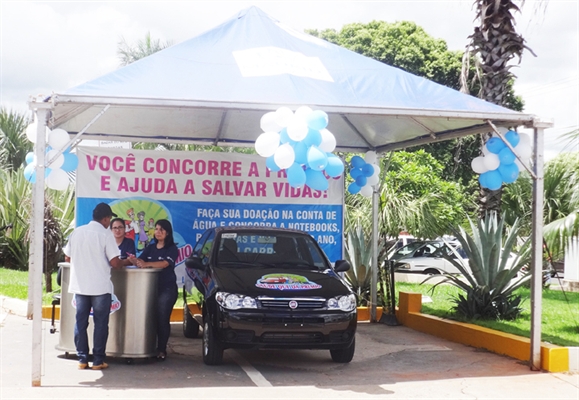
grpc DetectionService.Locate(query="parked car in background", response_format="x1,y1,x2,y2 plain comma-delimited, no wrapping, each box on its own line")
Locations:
388,240,448,262
184,227,357,365
392,241,468,275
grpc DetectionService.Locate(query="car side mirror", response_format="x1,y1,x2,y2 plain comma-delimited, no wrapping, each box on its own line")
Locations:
185,256,205,270
334,260,351,272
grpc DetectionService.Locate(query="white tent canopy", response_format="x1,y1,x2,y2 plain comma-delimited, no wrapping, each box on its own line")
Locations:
44,6,538,150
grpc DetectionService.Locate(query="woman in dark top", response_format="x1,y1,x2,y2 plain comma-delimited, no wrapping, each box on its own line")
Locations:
110,218,136,259
129,219,178,360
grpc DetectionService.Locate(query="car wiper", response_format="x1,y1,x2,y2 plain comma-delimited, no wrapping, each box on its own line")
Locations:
218,260,277,268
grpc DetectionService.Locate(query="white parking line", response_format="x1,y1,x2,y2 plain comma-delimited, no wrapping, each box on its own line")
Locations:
228,350,273,387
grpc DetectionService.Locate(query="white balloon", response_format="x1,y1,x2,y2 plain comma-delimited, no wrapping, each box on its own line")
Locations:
371,162,381,177
255,131,280,157
482,145,491,156
367,172,380,186
25,122,38,143
46,168,69,191
294,106,313,121
260,112,281,133
364,151,377,164
515,142,532,159
48,128,69,151
471,156,488,174
273,143,295,169
286,117,309,141
515,158,531,171
318,129,336,152
360,184,373,197
274,107,294,127
483,153,500,171
493,127,508,137
518,133,531,147
46,149,64,169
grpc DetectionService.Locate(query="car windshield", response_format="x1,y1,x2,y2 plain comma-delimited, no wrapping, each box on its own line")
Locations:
216,232,328,271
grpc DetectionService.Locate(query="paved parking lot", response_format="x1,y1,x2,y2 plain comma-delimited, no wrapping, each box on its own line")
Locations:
1,311,577,399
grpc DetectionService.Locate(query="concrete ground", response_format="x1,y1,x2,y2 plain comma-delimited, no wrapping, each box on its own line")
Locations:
1,297,578,400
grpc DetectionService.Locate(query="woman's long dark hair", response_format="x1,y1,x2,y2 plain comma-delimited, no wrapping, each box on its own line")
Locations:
155,219,175,248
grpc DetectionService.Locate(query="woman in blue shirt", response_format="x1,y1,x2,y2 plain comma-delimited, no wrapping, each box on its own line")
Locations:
110,218,136,259
129,219,178,360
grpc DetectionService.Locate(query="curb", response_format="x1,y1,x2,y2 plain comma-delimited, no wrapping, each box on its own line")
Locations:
396,291,575,373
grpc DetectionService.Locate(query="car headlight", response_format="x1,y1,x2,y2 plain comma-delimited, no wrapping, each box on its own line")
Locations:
215,292,257,310
397,263,411,269
327,294,356,312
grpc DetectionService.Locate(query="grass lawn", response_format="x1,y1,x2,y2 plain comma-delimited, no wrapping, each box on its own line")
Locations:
395,281,579,347
0,267,59,305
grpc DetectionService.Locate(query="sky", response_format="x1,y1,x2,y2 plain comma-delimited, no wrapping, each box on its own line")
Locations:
1,0,577,161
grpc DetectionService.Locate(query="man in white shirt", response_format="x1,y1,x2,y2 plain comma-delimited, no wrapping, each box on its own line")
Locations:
63,203,124,370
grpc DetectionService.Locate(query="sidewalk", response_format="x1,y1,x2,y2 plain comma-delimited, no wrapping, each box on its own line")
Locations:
1,297,577,399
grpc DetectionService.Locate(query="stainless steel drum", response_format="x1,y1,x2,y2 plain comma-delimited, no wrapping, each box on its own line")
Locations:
57,263,161,358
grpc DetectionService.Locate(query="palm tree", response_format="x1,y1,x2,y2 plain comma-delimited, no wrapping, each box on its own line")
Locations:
0,108,31,172
461,0,535,216
117,32,173,66
502,152,579,260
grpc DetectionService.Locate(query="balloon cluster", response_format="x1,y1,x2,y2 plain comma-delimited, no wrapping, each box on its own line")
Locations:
23,122,78,191
255,107,343,191
347,151,380,197
471,129,531,190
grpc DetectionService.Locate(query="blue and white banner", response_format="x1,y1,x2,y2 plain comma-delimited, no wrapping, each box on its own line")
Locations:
75,148,344,284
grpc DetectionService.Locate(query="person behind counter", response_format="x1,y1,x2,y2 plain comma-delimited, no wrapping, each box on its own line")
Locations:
128,219,178,361
110,218,136,259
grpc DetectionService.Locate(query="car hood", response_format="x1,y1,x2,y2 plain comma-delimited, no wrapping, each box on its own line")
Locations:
212,265,351,297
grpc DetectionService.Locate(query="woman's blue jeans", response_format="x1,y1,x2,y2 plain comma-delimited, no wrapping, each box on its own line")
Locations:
74,293,111,365
156,285,178,353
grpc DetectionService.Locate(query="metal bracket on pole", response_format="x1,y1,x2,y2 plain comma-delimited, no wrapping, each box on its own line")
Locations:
45,105,111,168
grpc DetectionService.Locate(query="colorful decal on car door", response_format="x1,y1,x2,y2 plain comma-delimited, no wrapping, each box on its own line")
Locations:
255,274,322,290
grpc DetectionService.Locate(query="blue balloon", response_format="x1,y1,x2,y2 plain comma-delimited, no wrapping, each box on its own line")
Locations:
306,110,329,131
486,137,506,154
303,128,322,147
350,155,365,168
348,182,361,194
325,154,344,178
286,163,307,188
61,152,79,172
25,152,35,165
307,146,328,171
480,170,502,190
505,130,520,147
355,175,367,187
498,163,519,184
350,167,363,179
293,141,309,165
24,163,36,183
266,155,281,172
305,168,328,191
361,163,374,177
498,147,515,165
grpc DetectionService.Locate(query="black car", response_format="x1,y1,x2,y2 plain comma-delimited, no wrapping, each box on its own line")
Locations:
184,227,357,365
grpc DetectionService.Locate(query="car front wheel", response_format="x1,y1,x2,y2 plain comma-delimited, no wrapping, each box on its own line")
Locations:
203,320,223,365
330,337,355,363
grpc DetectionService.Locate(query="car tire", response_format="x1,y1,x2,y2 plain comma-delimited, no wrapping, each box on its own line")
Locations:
183,302,199,338
203,320,223,365
330,337,355,363
424,268,441,275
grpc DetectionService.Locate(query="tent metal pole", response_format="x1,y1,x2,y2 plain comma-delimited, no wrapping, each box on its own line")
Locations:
530,123,546,370
371,186,378,322
28,105,49,386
